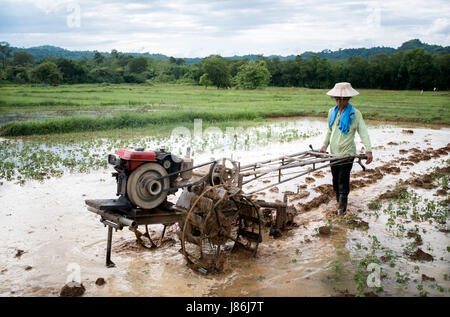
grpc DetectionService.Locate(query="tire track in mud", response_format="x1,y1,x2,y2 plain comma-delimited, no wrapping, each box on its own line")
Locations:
291,143,450,214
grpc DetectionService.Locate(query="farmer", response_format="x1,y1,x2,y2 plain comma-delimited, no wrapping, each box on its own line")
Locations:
320,82,373,215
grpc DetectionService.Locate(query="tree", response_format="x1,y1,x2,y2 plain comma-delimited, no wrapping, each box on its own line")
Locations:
315,57,332,88
0,41,12,68
13,51,34,66
433,52,450,90
346,56,369,88
93,52,105,64
128,57,148,74
55,58,87,83
280,59,300,87
175,58,186,66
110,49,119,59
87,67,124,83
201,55,231,89
5,66,29,83
265,57,283,86
404,48,435,90
235,60,271,89
183,63,202,82
199,73,212,88
229,58,248,77
30,62,62,84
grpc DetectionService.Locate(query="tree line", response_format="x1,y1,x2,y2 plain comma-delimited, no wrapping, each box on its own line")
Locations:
1,41,449,90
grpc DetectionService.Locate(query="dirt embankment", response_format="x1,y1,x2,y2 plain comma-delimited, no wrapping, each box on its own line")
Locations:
294,144,450,213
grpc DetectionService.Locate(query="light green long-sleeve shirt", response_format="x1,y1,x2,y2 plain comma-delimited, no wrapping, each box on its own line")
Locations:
322,107,372,155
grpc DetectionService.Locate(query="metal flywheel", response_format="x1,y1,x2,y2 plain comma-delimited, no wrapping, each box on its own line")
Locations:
127,163,169,209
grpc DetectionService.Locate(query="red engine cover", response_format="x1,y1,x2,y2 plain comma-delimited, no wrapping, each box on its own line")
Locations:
116,149,157,171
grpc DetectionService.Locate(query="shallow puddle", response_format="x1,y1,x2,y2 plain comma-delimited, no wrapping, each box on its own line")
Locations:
0,117,449,296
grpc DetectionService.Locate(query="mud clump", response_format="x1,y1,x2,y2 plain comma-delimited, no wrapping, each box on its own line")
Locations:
15,249,25,258
407,230,423,245
95,278,106,286
318,226,331,235
313,184,334,195
269,228,282,238
407,248,434,262
435,166,450,175
301,189,333,211
312,171,324,178
25,266,32,271
334,290,355,297
387,142,399,146
305,177,315,184
399,149,408,155
297,184,334,212
269,187,279,193
402,165,449,190
421,274,436,282
60,282,86,297
433,148,448,156
409,147,421,153
345,217,369,229
402,129,414,134
379,166,401,174
407,155,420,163
378,186,408,200
404,174,435,189
335,290,377,297
352,168,383,186
289,191,310,201
350,179,368,189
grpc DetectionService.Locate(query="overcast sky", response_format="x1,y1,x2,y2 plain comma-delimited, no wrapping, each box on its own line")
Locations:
0,0,449,57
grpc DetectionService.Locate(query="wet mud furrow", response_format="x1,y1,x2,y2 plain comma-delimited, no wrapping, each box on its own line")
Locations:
292,144,450,213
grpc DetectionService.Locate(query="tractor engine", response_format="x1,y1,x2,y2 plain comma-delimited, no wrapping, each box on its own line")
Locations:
108,148,193,209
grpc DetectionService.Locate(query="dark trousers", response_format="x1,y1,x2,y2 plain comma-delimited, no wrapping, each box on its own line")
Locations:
330,158,354,196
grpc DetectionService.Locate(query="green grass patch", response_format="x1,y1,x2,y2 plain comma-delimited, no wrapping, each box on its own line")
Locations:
0,110,263,136
0,84,449,136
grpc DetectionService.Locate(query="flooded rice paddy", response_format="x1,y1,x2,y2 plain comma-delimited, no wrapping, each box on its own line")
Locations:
0,117,449,297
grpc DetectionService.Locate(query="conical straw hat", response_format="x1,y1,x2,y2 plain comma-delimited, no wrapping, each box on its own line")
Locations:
326,82,359,97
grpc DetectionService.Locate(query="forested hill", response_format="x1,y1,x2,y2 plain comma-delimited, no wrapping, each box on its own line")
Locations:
9,39,450,63
300,39,449,59
9,45,171,63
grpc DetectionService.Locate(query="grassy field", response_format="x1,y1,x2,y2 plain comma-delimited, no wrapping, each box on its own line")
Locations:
0,83,449,136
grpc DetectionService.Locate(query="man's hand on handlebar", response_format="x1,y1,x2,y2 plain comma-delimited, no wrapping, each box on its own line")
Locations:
320,146,327,153
365,152,373,164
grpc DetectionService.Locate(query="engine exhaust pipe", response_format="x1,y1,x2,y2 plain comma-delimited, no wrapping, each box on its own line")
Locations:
87,206,136,227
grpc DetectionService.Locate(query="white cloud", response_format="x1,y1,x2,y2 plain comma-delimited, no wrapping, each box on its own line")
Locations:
1,0,449,56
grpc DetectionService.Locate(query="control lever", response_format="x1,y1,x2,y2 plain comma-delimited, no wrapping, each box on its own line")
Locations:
310,144,328,154
357,154,368,171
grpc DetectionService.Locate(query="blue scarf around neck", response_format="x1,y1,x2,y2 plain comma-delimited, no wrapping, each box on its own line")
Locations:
328,103,355,135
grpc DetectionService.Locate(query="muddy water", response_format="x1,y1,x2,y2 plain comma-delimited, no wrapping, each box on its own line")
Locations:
0,118,449,297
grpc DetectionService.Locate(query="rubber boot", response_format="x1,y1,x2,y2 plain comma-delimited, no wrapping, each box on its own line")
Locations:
337,194,348,216
335,192,339,203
